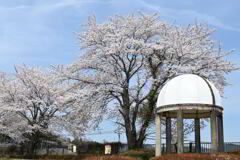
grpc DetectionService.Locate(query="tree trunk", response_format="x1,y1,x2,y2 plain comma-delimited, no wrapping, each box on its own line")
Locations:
124,81,158,150
28,131,40,154
30,141,37,154
125,126,138,149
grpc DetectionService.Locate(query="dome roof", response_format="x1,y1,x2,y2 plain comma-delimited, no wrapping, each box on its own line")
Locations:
157,74,222,108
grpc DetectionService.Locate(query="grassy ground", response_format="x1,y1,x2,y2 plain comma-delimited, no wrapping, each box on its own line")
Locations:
152,150,240,160
152,153,240,160
0,156,136,160
1,150,240,160
0,149,154,160
0,159,28,160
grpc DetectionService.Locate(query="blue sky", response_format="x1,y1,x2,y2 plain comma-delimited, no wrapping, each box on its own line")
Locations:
0,0,240,143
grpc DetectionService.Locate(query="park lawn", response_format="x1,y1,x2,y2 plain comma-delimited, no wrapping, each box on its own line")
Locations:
0,159,29,160
2,150,240,160
152,153,240,160
0,156,137,160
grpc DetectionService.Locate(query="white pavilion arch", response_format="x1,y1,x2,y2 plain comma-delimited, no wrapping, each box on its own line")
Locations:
155,74,224,156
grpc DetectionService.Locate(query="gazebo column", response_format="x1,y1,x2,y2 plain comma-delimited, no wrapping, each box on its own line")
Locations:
195,118,201,153
155,113,162,156
218,113,224,152
166,117,172,154
177,110,184,154
210,111,218,153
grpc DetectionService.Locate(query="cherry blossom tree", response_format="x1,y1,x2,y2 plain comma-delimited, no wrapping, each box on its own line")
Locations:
0,65,106,153
55,13,238,149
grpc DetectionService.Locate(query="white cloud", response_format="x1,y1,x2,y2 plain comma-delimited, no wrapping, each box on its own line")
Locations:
0,0,239,71
138,0,240,32
0,0,100,11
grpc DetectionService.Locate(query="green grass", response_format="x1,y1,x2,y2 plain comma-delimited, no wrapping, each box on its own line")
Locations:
0,159,29,160
0,149,155,160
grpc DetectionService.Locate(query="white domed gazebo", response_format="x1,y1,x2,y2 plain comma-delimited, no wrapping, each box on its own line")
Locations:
155,74,224,156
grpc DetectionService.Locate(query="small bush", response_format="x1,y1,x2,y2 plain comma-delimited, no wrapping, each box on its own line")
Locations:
5,154,89,160
13,154,137,160
83,155,136,160
6,145,18,153
119,149,154,160
151,153,240,160
34,154,89,160
230,150,240,155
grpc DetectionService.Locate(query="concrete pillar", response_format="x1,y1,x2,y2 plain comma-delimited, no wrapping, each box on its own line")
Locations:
218,113,224,152
210,111,218,153
195,118,201,153
166,117,172,154
177,110,184,154
155,114,162,156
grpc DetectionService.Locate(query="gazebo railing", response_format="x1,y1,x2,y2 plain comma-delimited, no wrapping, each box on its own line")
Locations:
224,142,240,152
161,142,240,154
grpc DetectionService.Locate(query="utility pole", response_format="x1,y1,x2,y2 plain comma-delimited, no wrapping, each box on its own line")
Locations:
114,124,123,152
114,125,122,143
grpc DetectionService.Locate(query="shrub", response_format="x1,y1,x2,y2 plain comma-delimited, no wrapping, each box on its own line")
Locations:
82,155,136,160
6,145,18,153
151,153,240,160
230,150,240,155
119,149,154,160
74,141,122,155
